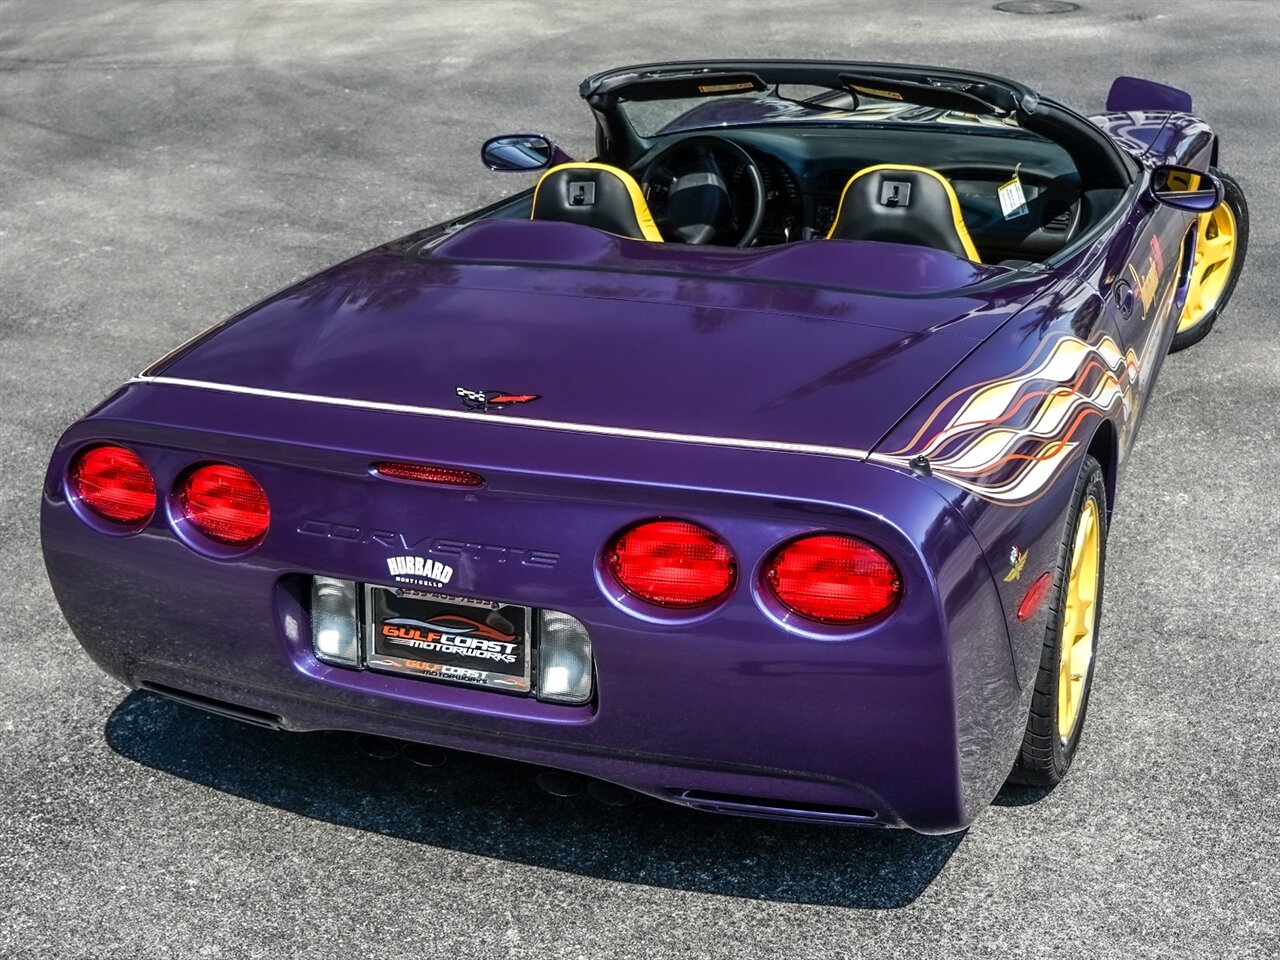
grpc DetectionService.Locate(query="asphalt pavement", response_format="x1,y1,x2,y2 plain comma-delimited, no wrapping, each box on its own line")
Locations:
1,1,1277,957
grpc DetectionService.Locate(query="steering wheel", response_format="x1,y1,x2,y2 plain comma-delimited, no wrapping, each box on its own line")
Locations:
640,136,766,246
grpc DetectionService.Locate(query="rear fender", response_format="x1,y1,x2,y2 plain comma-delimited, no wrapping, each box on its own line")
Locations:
872,281,1116,693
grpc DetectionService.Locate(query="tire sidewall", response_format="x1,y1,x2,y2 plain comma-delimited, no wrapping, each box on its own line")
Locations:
1049,463,1108,775
1009,454,1110,787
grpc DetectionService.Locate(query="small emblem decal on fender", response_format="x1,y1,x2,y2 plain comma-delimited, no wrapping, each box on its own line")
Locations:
456,387,540,411
1004,546,1028,583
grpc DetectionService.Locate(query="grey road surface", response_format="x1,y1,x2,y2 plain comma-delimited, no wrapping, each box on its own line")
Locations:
1,1,1277,957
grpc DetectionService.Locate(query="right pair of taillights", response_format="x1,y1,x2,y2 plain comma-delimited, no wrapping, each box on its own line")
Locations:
607,519,902,625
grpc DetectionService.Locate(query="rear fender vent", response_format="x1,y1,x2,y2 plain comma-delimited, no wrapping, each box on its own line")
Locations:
671,789,879,823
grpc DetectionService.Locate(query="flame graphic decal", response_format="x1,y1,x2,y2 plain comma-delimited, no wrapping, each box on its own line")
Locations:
875,335,1139,505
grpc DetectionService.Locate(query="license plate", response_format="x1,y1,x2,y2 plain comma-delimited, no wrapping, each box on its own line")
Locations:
364,585,532,695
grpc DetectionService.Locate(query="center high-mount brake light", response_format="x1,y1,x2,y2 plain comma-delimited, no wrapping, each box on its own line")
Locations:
373,461,485,487
69,444,156,525
765,533,902,625
178,463,270,546
607,519,736,608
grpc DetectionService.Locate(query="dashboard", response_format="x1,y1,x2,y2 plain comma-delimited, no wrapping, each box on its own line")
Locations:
635,125,1086,262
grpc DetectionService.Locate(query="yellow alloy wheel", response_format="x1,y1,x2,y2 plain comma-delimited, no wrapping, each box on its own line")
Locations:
1058,497,1100,741
1178,200,1238,334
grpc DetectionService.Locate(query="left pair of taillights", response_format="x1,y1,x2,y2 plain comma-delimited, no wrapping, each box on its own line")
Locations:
68,444,270,546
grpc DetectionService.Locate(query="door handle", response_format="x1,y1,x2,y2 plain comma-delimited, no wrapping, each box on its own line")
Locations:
1114,278,1136,318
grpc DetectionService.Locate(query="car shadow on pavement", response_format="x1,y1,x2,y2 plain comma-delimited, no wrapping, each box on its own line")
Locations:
106,691,964,908
991,784,1054,807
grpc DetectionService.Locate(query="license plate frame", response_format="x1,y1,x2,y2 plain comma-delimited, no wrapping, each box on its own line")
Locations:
363,585,532,695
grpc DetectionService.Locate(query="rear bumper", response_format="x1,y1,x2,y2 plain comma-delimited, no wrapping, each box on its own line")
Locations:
42,386,1031,834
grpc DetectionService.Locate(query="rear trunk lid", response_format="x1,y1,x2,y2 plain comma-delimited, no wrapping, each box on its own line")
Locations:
152,220,1043,456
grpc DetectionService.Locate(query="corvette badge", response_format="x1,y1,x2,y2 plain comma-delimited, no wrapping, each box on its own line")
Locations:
456,386,540,411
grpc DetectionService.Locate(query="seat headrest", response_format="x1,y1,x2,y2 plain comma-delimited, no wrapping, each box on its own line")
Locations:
826,164,980,262
530,163,663,242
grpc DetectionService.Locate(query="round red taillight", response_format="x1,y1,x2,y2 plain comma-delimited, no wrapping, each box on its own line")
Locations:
70,444,156,525
765,534,902,625
178,463,270,545
607,519,736,608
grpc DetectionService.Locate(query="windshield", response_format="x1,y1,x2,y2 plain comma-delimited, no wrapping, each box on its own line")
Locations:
620,86,1022,139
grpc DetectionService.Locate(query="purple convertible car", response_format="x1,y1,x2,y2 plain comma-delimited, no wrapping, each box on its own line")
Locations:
43,61,1248,833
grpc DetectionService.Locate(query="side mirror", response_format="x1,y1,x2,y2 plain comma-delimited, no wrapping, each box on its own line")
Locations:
1150,164,1223,214
480,134,571,172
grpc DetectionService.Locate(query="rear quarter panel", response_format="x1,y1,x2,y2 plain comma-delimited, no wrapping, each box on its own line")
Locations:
873,167,1196,701
873,280,1124,697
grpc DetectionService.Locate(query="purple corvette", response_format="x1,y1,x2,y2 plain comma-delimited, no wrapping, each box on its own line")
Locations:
42,61,1248,833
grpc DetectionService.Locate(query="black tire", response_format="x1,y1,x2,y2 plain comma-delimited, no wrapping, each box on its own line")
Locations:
1169,166,1248,353
1008,455,1108,787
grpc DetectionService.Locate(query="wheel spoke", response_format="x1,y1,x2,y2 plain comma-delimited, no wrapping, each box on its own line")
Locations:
1201,230,1231,254
1199,237,1233,270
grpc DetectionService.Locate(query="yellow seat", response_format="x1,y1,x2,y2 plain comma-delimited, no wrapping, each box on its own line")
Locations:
531,162,663,242
826,163,980,262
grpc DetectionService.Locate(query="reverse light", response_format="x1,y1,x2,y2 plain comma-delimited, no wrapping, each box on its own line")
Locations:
607,519,737,608
373,461,485,487
311,577,360,666
536,609,593,704
765,533,902,625
69,444,156,525
178,463,270,545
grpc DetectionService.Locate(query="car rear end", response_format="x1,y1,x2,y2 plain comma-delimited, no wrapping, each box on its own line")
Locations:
42,379,1024,834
